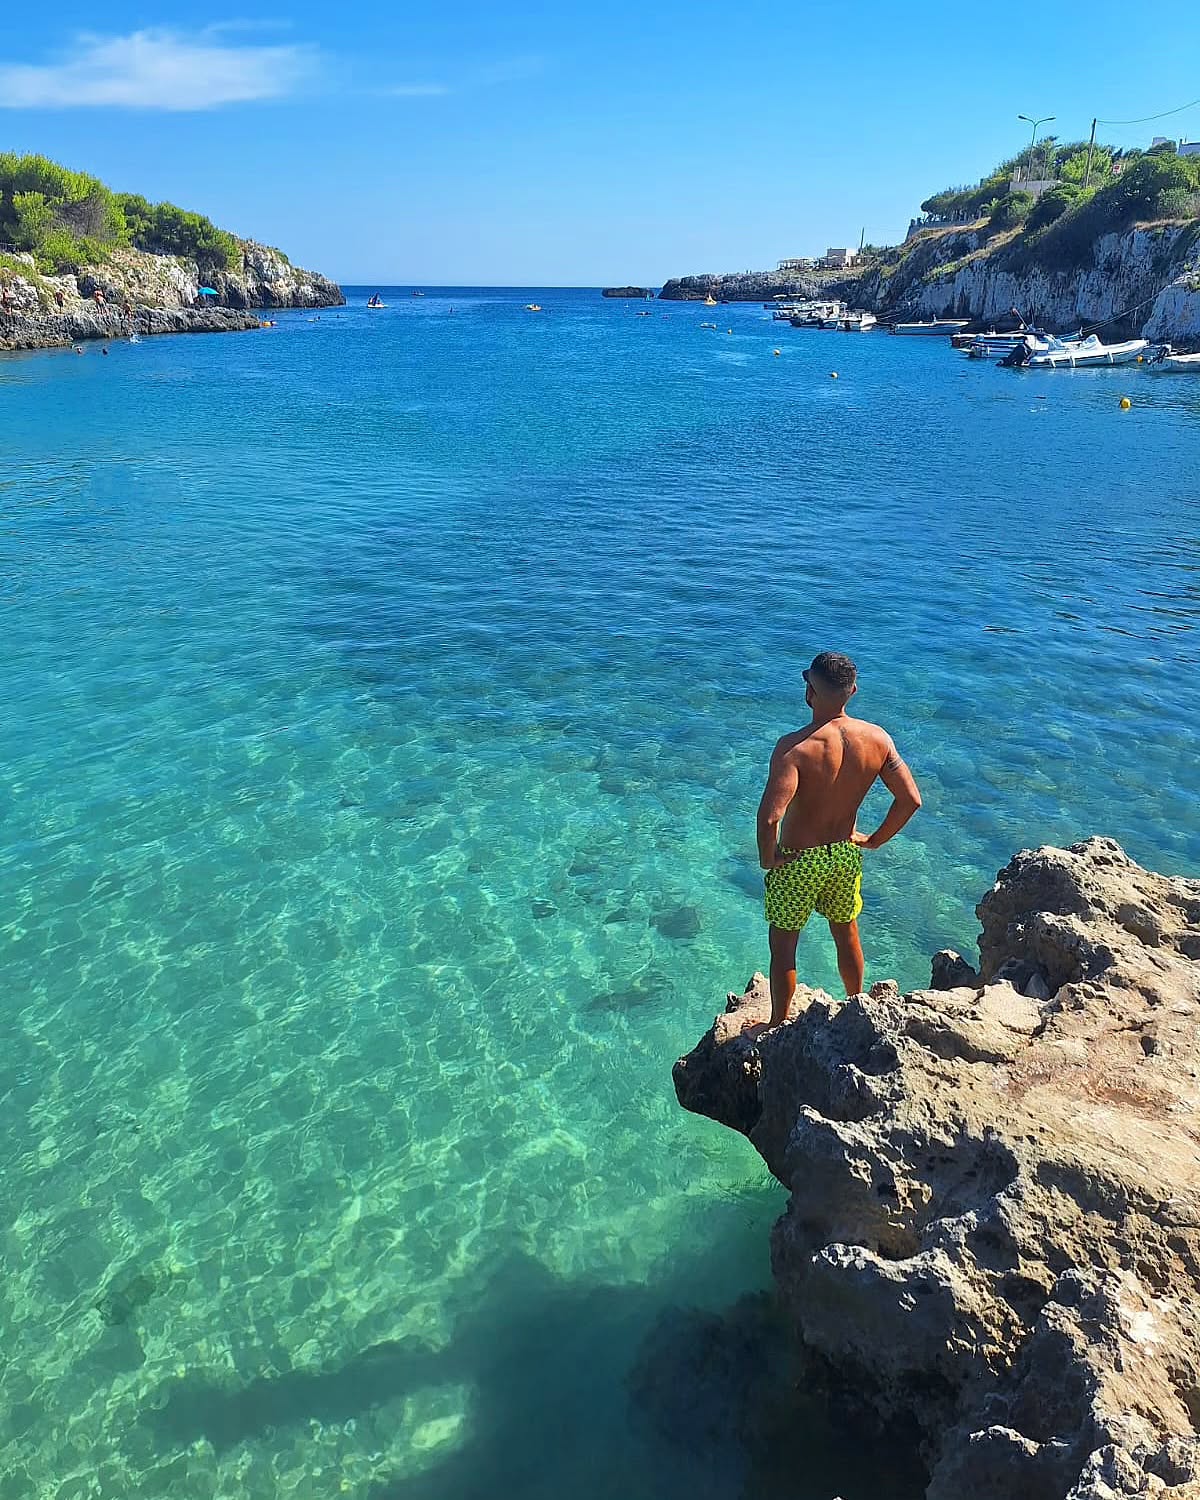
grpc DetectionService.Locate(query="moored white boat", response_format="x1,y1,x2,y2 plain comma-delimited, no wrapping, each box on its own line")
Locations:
840,311,877,332
1146,345,1200,371
968,329,1075,360
1010,334,1152,369
790,299,845,328
888,319,971,336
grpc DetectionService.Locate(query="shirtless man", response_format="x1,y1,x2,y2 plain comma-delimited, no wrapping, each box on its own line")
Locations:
755,651,922,1029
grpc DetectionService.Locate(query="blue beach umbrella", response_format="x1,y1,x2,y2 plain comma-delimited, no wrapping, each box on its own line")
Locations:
198,287,218,296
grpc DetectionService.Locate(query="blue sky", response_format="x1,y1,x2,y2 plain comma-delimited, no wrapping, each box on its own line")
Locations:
2,2,1199,284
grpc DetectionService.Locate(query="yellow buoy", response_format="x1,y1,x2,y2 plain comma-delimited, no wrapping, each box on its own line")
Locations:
1119,396,1131,410
1137,355,1144,363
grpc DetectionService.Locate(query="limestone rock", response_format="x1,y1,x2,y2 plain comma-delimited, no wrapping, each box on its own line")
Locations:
659,271,821,302
931,949,980,990
1,238,342,350
674,838,1200,1499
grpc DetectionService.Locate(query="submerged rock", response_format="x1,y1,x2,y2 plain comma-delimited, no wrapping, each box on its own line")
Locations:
674,838,1200,1500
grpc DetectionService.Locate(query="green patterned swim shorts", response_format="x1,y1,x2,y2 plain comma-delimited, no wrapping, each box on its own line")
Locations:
764,840,863,930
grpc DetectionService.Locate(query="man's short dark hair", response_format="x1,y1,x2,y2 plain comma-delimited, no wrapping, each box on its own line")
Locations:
806,651,857,695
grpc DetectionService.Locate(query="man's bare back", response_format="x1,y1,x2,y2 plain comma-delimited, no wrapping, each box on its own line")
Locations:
774,716,898,851
752,651,923,1030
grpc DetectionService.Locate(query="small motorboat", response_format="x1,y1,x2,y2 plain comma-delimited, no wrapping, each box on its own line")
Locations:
703,294,718,306
790,300,845,328
888,319,971,336
1146,344,1200,371
1004,334,1152,369
840,311,877,332
412,290,425,297
967,330,1075,360
366,295,387,308
525,303,543,311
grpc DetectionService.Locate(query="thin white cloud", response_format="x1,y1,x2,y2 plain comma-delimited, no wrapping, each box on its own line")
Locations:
376,54,546,100
384,84,450,98
0,28,317,110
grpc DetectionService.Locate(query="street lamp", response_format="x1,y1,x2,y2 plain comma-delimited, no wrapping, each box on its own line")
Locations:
1017,114,1056,181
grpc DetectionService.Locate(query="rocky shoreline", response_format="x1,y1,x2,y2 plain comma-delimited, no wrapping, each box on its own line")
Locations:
1,305,269,352
0,239,343,353
675,838,1200,1500
659,221,1200,339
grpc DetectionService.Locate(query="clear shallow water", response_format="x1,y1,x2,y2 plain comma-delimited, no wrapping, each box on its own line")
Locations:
2,287,1199,1499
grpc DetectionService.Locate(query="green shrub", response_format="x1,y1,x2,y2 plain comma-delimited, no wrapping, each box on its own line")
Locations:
1153,187,1200,221
1109,153,1196,218
1026,183,1085,232
1059,147,1112,185
114,194,240,271
11,190,54,249
32,229,111,273
0,153,242,275
990,191,1035,230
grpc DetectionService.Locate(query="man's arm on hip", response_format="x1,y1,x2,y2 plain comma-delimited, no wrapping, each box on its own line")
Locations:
855,738,922,851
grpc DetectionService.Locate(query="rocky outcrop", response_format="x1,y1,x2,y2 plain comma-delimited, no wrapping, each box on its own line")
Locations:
602,286,655,298
659,271,822,302
1,238,342,351
674,838,1200,1500
0,304,266,351
842,222,1200,342
210,240,343,310
662,221,1200,340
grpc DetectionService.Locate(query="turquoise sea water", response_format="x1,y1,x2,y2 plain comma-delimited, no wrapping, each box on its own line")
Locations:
3,288,1199,1499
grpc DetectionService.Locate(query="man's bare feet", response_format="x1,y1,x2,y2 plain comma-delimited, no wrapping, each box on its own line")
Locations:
740,1016,784,1041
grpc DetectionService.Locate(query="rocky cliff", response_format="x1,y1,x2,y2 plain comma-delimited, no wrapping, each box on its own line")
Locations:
675,839,1200,1500
661,221,1200,338
838,221,1200,341
1,239,343,351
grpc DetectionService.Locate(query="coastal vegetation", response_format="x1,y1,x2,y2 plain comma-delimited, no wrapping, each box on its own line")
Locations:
0,153,240,276
918,139,1200,269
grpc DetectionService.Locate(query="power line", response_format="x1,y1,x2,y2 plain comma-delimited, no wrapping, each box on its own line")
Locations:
1097,97,1200,127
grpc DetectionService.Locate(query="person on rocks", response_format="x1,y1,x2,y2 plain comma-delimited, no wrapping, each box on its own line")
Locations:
751,651,922,1031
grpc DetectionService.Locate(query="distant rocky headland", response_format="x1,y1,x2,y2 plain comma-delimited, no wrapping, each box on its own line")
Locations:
658,139,1200,339
1,153,343,352
675,838,1200,1500
602,286,654,298
659,271,822,303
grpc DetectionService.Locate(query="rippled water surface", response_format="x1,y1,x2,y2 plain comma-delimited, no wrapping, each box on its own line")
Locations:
3,289,1199,1499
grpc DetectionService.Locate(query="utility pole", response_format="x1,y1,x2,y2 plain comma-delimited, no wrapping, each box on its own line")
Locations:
1083,117,1097,189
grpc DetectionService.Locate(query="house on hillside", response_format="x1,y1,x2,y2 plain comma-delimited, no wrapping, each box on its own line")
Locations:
777,257,814,274
820,247,858,269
